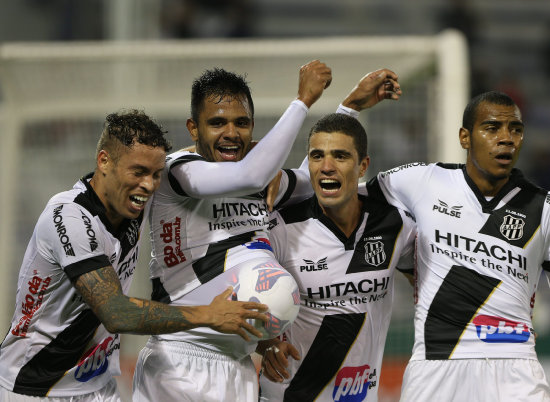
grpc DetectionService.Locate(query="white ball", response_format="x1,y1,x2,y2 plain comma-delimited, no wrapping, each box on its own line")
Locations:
234,261,300,340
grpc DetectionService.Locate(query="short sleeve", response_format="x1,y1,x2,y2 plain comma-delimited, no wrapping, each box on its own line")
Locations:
37,202,110,281
267,211,288,263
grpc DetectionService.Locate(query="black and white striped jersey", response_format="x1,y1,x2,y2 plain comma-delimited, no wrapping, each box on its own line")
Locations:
0,174,146,397
366,162,550,361
259,194,416,402
148,150,303,359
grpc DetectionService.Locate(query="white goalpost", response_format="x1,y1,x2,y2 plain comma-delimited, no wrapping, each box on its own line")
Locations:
0,30,469,369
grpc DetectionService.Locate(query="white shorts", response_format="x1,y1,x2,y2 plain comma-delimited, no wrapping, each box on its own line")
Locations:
132,338,259,402
0,379,120,402
400,359,550,402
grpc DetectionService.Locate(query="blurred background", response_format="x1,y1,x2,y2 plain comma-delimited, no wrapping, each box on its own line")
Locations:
1,1,550,401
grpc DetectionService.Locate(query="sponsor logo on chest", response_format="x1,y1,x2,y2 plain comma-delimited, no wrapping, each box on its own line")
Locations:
300,257,328,272
432,199,462,218
212,201,268,219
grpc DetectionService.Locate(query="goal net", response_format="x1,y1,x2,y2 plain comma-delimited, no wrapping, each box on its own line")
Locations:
0,30,468,395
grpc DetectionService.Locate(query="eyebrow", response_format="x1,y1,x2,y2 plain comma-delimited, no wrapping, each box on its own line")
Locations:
309,148,353,156
480,120,524,128
206,117,228,124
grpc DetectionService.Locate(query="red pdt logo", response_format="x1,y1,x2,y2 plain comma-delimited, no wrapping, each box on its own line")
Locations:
74,337,114,382
160,218,186,267
332,365,376,401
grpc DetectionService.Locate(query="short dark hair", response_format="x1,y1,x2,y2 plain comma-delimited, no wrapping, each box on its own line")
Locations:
96,109,172,162
190,68,254,122
462,91,517,133
308,113,368,161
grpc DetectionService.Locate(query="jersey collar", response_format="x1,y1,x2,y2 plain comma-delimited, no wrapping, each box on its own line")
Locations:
461,166,525,213
310,194,368,250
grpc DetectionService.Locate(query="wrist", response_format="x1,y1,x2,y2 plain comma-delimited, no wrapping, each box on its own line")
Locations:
256,338,280,355
336,104,360,119
180,305,208,329
295,96,312,109
341,96,363,111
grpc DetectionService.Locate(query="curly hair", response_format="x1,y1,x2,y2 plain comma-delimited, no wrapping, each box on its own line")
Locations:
96,109,172,162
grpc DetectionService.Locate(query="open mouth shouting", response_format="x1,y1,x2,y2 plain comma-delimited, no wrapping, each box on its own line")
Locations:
216,143,241,161
319,178,342,195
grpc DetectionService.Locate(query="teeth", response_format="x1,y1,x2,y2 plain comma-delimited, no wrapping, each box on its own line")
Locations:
320,179,340,193
130,195,148,206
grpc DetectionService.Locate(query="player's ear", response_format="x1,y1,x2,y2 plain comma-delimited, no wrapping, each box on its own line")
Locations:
359,155,370,177
187,118,199,142
97,149,111,174
459,127,471,150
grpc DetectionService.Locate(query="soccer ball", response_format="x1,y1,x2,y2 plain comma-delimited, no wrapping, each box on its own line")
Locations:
233,260,300,340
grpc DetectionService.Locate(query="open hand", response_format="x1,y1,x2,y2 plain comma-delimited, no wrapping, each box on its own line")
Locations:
206,287,269,341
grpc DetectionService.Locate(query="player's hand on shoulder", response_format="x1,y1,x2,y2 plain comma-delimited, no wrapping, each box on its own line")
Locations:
206,286,269,341
342,68,402,111
297,60,332,108
260,340,300,382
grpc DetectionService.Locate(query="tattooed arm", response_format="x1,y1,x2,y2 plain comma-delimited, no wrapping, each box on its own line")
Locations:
74,266,268,341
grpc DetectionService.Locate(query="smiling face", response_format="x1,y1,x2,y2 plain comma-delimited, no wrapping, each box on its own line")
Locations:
460,101,524,195
308,131,369,213
187,94,253,162
95,143,166,228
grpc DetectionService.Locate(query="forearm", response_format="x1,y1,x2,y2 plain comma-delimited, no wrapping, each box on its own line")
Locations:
97,295,210,335
74,265,211,335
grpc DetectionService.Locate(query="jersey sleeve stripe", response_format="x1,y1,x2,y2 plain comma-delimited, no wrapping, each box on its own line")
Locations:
274,169,297,209
64,254,111,282
167,154,206,196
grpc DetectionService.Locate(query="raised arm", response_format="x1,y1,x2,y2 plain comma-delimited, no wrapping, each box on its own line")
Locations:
74,265,268,341
172,60,332,199
340,68,402,112
266,68,402,209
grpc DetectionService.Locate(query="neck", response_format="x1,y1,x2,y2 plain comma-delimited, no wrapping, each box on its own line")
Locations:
465,164,510,197
321,197,362,238
89,172,122,230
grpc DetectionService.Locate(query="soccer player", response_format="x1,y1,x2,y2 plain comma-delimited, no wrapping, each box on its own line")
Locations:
132,60,332,402
0,110,269,401
257,109,416,401
350,87,550,400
